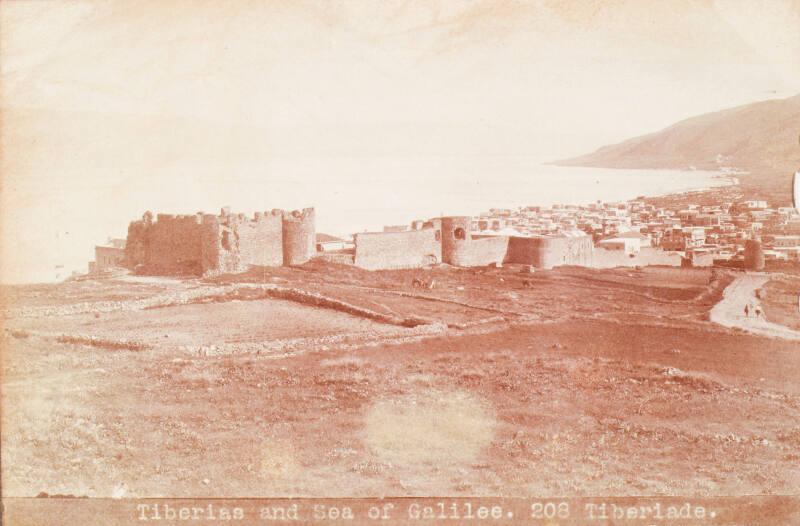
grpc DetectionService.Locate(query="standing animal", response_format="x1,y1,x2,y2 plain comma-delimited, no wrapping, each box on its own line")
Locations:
412,277,435,290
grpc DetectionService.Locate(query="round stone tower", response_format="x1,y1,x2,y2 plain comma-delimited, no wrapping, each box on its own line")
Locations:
743,239,765,271
282,208,316,266
440,216,471,266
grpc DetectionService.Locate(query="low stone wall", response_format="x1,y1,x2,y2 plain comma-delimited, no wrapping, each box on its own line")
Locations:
318,252,355,265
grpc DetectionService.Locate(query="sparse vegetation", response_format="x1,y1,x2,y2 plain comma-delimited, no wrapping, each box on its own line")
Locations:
2,262,799,498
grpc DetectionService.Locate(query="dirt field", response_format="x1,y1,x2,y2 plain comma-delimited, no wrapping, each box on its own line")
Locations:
9,299,406,348
2,262,799,498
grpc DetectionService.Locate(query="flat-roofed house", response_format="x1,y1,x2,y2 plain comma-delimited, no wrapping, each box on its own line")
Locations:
597,237,641,255
92,238,126,273
316,233,351,252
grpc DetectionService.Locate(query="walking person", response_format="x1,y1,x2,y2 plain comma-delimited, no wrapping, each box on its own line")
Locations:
744,304,750,318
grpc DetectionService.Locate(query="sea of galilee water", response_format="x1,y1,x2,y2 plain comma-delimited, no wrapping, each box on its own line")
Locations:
295,163,734,236
2,162,733,284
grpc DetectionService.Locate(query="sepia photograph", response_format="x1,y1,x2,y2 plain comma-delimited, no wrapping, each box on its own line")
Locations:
1,1,799,524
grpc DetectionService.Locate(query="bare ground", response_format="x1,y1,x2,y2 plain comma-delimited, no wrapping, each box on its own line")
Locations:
2,263,799,498
710,272,800,341
760,273,800,332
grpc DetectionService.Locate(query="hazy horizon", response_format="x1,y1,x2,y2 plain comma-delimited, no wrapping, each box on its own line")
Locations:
2,0,799,283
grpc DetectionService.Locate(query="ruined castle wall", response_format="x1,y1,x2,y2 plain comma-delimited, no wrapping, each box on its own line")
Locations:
505,236,545,267
239,211,285,267
124,220,149,269
138,214,208,275
439,217,511,268
457,236,509,267
215,211,284,273
354,229,441,270
200,215,223,273
440,216,471,266
506,236,594,269
282,208,316,266
505,235,684,270
125,208,311,276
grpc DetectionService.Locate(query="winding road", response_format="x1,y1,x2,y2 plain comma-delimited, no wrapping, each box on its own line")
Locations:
710,272,800,341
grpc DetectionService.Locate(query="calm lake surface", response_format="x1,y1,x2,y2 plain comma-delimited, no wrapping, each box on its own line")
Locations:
310,164,732,235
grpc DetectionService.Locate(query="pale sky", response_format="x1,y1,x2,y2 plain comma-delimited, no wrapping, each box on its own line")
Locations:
2,0,799,283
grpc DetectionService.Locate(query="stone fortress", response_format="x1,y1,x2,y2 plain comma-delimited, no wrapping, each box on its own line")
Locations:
124,207,315,275
118,207,592,276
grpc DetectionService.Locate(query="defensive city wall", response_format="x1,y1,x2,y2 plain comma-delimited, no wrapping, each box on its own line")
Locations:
504,235,594,269
121,206,686,277
353,216,594,271
125,207,315,276
353,228,442,270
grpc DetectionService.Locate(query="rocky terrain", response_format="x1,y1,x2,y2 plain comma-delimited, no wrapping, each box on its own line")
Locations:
2,261,799,498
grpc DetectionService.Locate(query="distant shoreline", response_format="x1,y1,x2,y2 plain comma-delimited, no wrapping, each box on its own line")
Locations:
641,170,740,201
543,162,744,205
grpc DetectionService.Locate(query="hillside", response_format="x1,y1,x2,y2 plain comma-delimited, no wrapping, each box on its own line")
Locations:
4,262,800,502
556,94,800,203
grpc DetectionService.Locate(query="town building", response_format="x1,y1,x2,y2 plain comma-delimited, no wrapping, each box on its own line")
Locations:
89,238,126,274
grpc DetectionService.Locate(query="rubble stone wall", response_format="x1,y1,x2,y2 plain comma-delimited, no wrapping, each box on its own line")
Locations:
218,211,285,271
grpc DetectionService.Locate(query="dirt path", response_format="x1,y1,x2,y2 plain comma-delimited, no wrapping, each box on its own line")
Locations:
710,272,800,341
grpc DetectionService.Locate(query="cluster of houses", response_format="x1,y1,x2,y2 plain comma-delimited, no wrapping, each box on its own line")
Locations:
471,199,800,263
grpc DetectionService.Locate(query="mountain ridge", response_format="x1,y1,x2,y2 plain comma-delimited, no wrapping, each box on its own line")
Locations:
555,94,800,204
